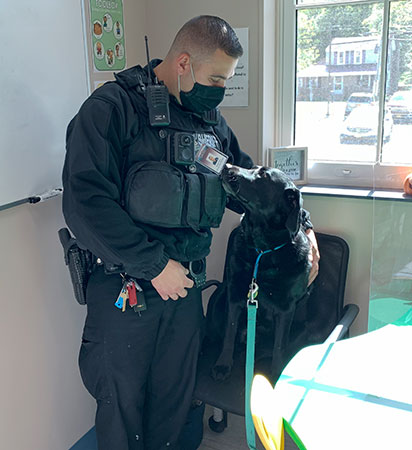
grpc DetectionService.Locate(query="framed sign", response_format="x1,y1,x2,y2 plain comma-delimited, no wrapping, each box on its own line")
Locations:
268,147,308,185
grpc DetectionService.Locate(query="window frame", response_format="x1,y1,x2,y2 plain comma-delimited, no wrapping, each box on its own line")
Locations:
277,0,412,189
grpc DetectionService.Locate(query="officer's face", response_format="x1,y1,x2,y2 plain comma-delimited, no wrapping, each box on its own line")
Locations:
180,48,238,91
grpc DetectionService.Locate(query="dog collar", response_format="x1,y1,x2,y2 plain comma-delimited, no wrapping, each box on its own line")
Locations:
247,243,288,306
253,243,287,280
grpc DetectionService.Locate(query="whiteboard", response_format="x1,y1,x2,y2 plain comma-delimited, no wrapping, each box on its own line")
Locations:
0,0,89,207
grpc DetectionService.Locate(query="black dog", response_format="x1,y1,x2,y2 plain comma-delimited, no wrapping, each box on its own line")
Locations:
207,164,312,381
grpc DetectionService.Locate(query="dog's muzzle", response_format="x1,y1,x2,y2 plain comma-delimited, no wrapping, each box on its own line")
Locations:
222,165,252,207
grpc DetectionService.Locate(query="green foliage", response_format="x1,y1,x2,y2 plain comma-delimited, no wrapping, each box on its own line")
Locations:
298,4,374,67
297,13,320,71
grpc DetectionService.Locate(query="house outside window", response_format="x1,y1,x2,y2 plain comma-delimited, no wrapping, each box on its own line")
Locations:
297,36,381,102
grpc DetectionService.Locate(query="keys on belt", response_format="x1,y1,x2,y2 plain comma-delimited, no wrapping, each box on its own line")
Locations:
113,258,206,313
114,274,147,315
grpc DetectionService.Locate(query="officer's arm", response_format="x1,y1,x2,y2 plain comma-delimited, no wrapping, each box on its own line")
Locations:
62,95,169,280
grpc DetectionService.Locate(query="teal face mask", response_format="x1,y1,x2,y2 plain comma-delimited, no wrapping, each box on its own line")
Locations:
178,64,226,114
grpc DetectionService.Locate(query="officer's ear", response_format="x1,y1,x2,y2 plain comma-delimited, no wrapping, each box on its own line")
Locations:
176,53,191,75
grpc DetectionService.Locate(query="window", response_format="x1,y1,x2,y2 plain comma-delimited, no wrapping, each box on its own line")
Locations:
334,75,343,91
359,74,371,87
280,0,412,188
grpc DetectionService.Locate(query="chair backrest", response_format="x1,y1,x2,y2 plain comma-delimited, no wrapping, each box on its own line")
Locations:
290,232,350,354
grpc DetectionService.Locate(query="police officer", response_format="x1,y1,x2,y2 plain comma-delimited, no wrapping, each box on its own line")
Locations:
62,15,319,450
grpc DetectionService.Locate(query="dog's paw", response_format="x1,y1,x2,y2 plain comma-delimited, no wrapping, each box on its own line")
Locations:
211,363,233,381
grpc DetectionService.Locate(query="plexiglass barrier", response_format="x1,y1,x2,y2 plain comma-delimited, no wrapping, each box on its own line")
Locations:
369,184,412,331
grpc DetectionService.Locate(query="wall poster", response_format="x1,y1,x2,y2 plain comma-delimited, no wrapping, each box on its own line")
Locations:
221,27,249,108
89,0,126,71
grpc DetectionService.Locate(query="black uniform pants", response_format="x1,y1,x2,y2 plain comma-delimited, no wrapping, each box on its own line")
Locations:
79,266,204,450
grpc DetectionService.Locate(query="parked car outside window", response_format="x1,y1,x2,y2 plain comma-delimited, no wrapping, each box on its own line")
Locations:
344,92,376,118
340,104,393,144
387,90,412,123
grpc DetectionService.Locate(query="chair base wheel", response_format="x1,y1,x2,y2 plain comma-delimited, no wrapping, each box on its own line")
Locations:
208,411,228,433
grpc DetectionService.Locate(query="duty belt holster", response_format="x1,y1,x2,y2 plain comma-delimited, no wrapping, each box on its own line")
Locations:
58,228,95,305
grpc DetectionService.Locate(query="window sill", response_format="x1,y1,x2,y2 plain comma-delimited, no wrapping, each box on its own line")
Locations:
299,185,412,202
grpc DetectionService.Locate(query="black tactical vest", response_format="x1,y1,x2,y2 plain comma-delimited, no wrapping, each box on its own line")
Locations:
113,66,233,262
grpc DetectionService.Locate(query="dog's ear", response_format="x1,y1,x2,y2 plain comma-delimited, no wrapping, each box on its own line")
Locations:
284,188,302,235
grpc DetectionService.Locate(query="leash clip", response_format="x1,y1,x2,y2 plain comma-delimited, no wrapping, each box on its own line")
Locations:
247,279,259,308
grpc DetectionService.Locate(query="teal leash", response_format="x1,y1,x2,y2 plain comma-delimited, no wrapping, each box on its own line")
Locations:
246,297,258,449
245,243,287,450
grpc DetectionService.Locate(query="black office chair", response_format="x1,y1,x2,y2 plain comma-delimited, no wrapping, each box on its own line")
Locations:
195,232,359,431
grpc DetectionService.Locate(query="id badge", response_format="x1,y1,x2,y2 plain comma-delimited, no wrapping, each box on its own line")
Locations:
196,144,228,174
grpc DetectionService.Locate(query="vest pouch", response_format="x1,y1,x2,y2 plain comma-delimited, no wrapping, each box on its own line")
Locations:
124,161,185,228
198,173,227,228
184,174,201,229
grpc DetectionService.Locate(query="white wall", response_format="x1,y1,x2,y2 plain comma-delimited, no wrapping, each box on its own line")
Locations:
0,1,147,449
0,198,92,450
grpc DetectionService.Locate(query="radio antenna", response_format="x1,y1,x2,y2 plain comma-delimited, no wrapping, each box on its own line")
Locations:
145,35,153,85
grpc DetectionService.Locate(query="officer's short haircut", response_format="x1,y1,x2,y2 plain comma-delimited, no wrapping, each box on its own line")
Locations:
169,15,243,61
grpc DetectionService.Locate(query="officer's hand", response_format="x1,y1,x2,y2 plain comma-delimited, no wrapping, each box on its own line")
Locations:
306,229,320,286
151,259,194,301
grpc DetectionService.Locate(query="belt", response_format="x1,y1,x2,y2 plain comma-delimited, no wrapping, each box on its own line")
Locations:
94,257,125,275
96,256,206,288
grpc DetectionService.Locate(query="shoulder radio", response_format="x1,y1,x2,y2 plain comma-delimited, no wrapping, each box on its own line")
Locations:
144,35,170,127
